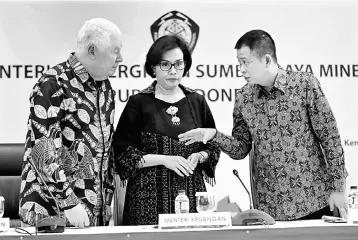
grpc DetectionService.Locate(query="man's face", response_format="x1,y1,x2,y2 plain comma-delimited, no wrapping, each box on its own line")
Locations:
93,31,123,80
236,46,267,85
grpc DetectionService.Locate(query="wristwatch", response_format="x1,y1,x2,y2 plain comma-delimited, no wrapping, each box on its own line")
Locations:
198,152,205,164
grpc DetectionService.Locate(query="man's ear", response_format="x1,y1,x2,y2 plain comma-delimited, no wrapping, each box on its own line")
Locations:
88,45,96,60
264,54,272,68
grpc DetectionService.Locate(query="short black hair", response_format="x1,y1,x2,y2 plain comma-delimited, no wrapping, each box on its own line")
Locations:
234,30,277,63
145,34,192,78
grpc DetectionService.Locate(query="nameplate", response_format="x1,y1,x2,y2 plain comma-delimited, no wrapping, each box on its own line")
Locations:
0,218,10,232
158,212,232,229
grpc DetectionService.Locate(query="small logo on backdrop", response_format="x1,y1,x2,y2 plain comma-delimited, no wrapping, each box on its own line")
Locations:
150,10,200,53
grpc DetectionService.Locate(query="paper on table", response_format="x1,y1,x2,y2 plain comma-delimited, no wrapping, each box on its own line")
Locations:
321,215,347,223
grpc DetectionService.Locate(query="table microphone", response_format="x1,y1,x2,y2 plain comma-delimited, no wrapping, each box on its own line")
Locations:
232,169,276,226
28,157,66,233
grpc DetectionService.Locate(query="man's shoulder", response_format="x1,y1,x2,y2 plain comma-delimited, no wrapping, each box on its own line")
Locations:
30,62,72,96
36,61,73,84
285,69,317,86
235,83,254,98
33,75,60,91
43,61,70,75
232,84,255,109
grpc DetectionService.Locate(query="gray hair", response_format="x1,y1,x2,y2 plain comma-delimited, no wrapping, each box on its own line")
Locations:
77,18,121,50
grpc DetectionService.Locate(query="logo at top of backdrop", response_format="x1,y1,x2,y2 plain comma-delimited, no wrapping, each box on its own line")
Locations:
150,10,200,53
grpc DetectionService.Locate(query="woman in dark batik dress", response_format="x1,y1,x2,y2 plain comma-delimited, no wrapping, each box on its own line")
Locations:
112,35,220,225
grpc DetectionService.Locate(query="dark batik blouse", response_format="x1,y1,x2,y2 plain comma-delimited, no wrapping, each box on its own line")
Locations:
113,81,220,225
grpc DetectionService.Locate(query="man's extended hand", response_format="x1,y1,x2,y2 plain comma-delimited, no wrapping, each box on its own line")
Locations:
178,128,216,145
105,205,112,223
329,191,348,219
64,204,90,228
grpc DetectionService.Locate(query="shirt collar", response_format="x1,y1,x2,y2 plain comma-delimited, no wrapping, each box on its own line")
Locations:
255,65,287,97
273,65,287,93
140,81,196,95
67,52,91,83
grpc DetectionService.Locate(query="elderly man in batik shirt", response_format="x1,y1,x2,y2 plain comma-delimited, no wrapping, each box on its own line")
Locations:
179,30,348,221
19,18,123,227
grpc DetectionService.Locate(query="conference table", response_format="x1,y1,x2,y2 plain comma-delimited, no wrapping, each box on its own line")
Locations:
0,220,357,240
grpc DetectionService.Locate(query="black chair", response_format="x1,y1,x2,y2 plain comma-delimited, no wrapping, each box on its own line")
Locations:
0,143,24,227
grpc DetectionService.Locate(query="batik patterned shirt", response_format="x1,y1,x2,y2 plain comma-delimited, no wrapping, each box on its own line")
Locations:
210,67,348,220
19,53,116,226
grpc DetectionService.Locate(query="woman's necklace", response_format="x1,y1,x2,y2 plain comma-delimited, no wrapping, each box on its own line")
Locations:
156,85,181,126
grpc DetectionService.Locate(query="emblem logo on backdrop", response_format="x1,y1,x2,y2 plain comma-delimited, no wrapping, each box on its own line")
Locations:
150,10,200,53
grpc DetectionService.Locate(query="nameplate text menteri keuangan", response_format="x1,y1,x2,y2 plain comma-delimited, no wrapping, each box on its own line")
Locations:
158,212,232,229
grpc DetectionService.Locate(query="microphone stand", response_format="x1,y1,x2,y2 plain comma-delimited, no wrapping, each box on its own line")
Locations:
232,169,276,226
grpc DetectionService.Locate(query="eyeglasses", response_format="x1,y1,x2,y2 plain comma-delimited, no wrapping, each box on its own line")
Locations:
157,60,186,71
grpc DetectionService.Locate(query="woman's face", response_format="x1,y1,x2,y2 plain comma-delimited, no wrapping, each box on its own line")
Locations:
154,47,185,90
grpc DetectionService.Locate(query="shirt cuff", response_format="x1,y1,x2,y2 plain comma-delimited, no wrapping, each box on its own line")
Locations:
330,178,346,192
58,190,81,210
328,165,348,192
208,130,223,147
